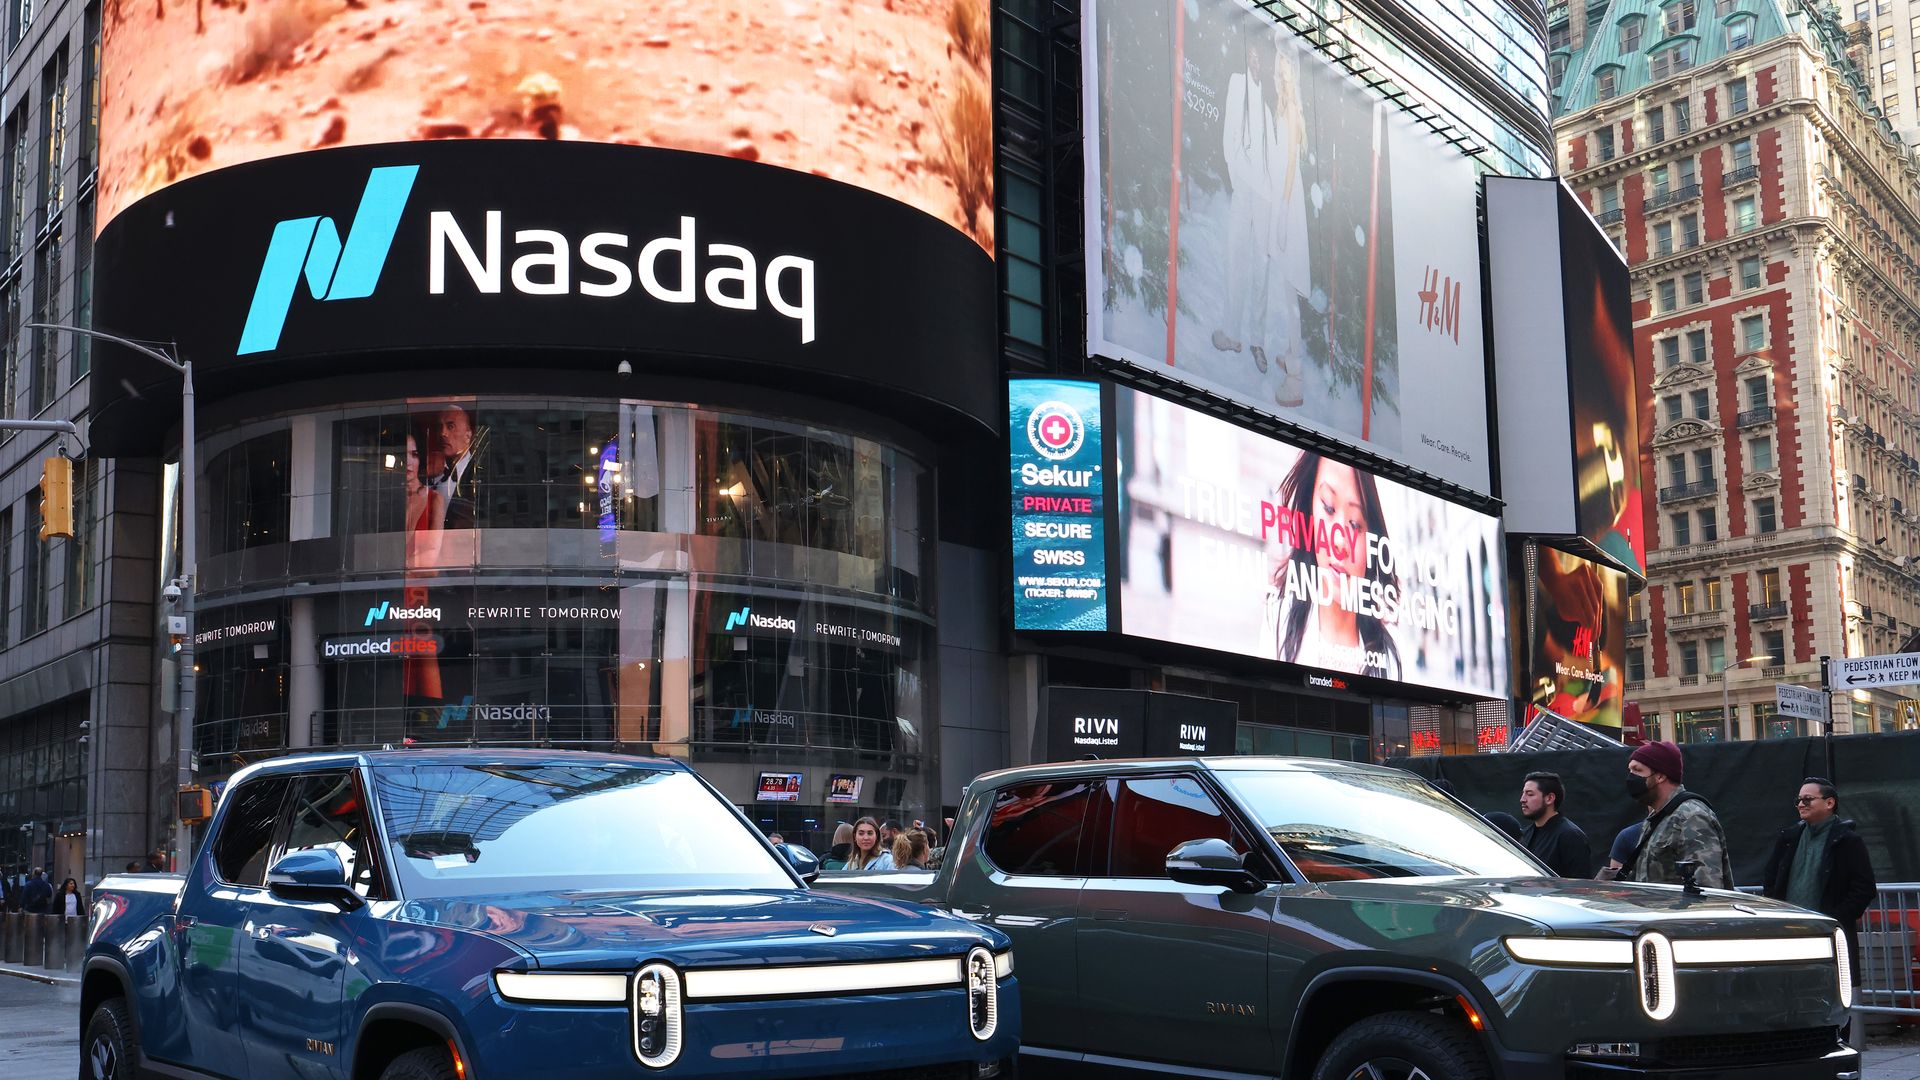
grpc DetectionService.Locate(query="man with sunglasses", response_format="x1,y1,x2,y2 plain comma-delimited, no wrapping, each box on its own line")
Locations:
1761,777,1876,982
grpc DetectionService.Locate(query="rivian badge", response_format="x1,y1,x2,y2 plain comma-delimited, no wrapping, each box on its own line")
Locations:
809,923,838,937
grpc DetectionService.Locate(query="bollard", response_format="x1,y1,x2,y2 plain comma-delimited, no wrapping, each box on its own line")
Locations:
62,918,82,970
1,911,20,965
28,913,51,968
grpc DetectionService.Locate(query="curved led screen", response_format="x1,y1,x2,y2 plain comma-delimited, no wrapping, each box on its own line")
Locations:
99,0,994,248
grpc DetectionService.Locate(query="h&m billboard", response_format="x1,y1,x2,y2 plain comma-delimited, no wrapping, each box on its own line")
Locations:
1083,0,1491,495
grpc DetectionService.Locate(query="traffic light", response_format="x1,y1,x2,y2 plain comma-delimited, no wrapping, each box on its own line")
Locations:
38,455,73,541
176,785,213,824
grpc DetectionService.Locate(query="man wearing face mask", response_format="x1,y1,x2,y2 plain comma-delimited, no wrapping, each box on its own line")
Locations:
1620,740,1734,889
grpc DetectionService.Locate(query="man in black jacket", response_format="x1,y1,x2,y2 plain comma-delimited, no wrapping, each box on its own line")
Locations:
1519,771,1592,877
20,866,52,914
1761,777,1877,975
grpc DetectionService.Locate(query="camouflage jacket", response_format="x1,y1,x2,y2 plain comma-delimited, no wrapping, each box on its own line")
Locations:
1627,789,1735,889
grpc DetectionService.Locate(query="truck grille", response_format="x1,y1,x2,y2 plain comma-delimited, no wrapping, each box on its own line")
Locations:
1652,1027,1841,1067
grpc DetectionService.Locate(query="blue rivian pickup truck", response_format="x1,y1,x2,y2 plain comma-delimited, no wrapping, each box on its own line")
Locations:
80,750,1017,1080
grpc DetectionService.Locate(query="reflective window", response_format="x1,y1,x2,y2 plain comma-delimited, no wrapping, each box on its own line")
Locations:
1106,776,1248,879
213,775,290,887
983,779,1098,876
375,764,793,897
282,771,379,898
1219,768,1539,881
205,431,289,556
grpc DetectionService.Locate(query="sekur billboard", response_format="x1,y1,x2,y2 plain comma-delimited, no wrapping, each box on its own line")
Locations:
1115,386,1508,699
1083,0,1490,494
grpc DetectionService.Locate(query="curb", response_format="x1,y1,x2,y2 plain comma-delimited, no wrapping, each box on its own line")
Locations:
0,964,79,987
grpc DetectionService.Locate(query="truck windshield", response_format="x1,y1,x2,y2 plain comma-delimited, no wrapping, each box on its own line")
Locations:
371,763,795,897
1218,769,1544,882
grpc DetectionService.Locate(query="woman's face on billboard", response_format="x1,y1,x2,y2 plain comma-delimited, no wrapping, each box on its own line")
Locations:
1313,461,1368,580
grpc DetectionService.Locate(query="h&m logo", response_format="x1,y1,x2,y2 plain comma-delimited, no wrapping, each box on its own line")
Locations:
239,165,421,356
1572,625,1595,660
1417,265,1463,344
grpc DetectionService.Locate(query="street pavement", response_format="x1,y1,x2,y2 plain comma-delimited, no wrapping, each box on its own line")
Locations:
3,966,1919,1077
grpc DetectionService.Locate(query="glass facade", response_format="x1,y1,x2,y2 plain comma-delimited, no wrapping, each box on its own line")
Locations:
174,396,936,853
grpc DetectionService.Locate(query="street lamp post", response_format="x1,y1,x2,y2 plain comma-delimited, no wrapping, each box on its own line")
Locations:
1720,652,1774,742
26,324,195,869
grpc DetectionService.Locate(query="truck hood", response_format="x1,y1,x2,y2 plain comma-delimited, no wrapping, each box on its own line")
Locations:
392,887,1001,970
1308,877,1839,937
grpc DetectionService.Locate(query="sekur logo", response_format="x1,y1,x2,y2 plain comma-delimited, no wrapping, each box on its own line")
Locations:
1026,400,1085,461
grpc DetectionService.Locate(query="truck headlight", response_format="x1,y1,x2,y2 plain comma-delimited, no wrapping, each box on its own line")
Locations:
1835,927,1853,1009
966,947,999,1041
633,963,684,1068
1636,933,1676,1021
493,971,629,1004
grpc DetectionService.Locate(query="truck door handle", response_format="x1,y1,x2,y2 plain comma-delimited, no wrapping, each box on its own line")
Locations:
1092,908,1130,922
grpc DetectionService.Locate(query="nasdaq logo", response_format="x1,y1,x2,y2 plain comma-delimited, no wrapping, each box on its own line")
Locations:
238,165,420,355
724,607,752,631
723,606,796,633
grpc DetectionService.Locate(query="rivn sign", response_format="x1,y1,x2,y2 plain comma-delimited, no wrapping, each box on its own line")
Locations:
1829,653,1920,690
1044,688,1146,761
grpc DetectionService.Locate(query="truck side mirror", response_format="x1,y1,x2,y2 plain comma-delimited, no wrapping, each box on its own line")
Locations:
266,848,364,911
1165,838,1263,894
775,843,821,884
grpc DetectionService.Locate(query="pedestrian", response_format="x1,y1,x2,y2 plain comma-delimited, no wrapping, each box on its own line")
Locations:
892,829,930,870
1482,811,1525,842
847,817,895,871
1761,778,1876,973
1620,741,1734,889
1597,820,1643,880
880,820,902,851
822,823,855,870
147,847,169,874
1518,771,1592,877
21,866,53,914
766,832,785,847
58,877,82,922
123,861,141,874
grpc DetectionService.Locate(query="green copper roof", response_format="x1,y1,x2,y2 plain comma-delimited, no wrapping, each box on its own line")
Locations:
1554,0,1796,114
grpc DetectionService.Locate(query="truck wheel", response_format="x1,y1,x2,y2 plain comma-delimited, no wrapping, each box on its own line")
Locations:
381,1046,460,1080
80,998,139,1080
1310,1010,1491,1080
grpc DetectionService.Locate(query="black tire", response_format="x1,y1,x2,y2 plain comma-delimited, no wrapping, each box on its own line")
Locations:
79,998,139,1080
380,1045,460,1080
1310,1010,1492,1080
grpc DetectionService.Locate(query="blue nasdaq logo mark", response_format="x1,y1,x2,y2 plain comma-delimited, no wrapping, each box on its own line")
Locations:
724,607,752,631
238,165,421,355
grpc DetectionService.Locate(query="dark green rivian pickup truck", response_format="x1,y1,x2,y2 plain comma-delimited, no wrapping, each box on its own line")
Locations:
821,756,1861,1080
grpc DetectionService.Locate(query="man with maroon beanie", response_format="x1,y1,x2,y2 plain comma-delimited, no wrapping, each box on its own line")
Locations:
1620,740,1735,889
